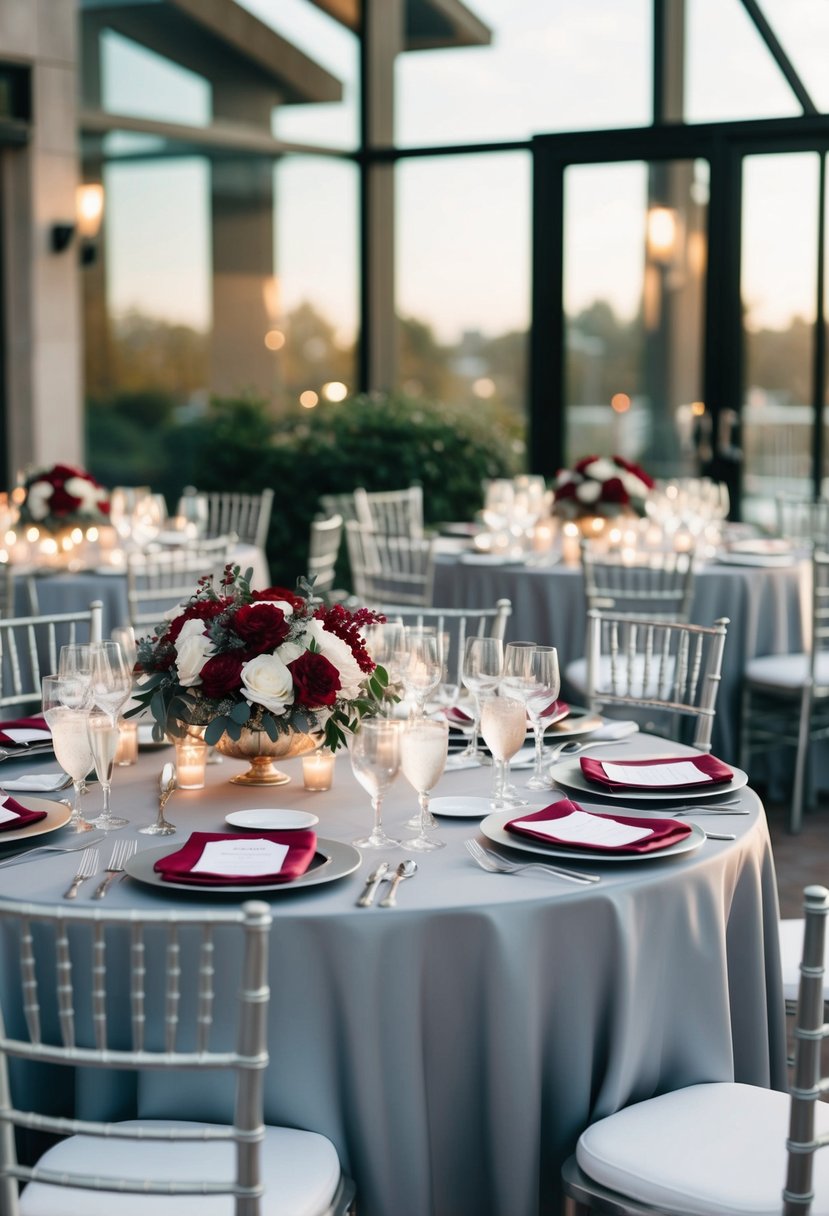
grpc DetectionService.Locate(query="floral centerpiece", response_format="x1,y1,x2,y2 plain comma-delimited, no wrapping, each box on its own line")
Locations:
129,566,389,760
552,455,654,521
17,463,110,533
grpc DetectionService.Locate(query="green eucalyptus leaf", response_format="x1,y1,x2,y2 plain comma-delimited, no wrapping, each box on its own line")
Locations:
230,700,251,724
204,718,228,746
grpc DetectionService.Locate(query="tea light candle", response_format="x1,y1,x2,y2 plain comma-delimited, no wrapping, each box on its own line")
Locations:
114,719,138,766
174,736,208,789
561,521,581,565
302,749,335,792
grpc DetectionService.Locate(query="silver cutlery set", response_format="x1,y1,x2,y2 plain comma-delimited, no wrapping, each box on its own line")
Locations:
61,842,138,900
357,859,418,907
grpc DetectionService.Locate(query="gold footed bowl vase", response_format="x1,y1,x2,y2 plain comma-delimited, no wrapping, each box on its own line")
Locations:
214,727,321,786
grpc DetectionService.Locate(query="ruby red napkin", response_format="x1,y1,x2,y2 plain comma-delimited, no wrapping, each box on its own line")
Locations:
539,698,569,722
0,716,51,746
0,794,48,831
444,706,475,727
153,830,318,886
580,753,733,794
505,798,691,855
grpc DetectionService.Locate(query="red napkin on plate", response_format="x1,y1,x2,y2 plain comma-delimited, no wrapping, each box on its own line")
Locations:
153,830,318,886
0,716,51,746
539,698,569,723
444,706,474,727
505,798,691,855
580,753,733,793
0,795,48,831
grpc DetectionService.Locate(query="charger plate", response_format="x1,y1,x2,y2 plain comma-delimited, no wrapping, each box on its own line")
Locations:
552,757,749,802
0,797,72,845
480,809,706,864
125,837,360,894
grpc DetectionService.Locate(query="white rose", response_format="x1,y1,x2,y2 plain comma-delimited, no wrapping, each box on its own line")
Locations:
256,599,294,617
276,640,304,665
575,481,601,504
555,470,575,487
620,471,648,498
241,653,293,715
64,475,99,511
177,618,209,644
175,631,214,687
306,619,364,699
26,481,52,520
583,458,617,483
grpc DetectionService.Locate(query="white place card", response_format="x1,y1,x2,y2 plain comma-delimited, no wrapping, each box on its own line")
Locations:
2,729,51,744
0,799,22,824
601,760,711,788
191,838,290,877
512,810,653,847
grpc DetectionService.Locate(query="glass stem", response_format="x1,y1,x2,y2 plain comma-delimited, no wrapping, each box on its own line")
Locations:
70,780,86,827
533,723,545,781
418,791,430,836
100,782,112,824
492,758,506,805
371,795,383,837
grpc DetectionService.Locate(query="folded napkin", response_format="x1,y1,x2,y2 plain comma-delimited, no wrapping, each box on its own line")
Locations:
580,753,733,793
539,698,569,723
505,798,691,855
444,706,475,728
0,794,48,831
0,716,51,747
0,773,67,793
153,830,318,886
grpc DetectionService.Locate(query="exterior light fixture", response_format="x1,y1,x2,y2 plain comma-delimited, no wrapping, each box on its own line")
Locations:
49,183,105,265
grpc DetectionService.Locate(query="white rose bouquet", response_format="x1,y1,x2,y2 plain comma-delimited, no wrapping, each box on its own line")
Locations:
552,455,654,520
17,463,110,534
129,566,390,752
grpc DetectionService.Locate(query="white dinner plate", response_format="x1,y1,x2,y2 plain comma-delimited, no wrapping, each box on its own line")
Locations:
715,551,796,568
124,837,361,894
479,809,707,863
225,808,319,831
459,552,518,566
0,796,72,845
551,756,749,802
546,707,604,739
431,796,492,819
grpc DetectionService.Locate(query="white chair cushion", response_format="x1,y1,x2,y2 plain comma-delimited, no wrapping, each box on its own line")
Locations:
745,651,829,691
19,1120,343,1216
566,655,677,699
779,917,829,1003
576,1082,829,1216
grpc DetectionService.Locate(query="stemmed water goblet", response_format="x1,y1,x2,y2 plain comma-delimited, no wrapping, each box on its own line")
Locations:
502,642,561,790
455,636,504,765
395,629,442,719
362,621,405,716
350,719,401,849
480,693,529,810
401,717,449,852
41,675,94,833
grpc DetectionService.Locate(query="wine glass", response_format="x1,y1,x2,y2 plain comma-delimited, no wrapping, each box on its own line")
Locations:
480,694,528,810
395,629,442,718
401,718,449,851
502,642,561,790
456,636,504,764
41,675,94,833
350,719,401,849
362,621,405,715
86,642,133,830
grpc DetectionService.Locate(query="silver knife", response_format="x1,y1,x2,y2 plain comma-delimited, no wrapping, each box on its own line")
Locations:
357,861,391,907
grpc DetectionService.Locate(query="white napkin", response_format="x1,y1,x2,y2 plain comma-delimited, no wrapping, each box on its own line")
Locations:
0,773,67,792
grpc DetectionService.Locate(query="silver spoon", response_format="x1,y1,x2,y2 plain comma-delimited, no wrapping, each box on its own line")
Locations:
379,859,418,907
548,738,634,764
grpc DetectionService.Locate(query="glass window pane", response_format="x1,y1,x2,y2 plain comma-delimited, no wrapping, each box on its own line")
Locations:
396,0,650,148
686,0,800,122
274,156,359,406
741,152,819,522
101,31,211,126
238,0,358,150
563,160,707,479
395,152,530,448
755,0,829,113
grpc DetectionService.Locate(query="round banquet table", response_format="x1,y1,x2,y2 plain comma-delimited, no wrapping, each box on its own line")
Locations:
0,733,786,1216
433,549,810,765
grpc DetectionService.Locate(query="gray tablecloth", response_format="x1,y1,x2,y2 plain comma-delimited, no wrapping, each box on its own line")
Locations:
0,734,786,1216
433,554,809,765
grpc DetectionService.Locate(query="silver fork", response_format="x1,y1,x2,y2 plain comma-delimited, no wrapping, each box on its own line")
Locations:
63,847,100,900
465,838,600,885
92,840,138,900
0,834,105,868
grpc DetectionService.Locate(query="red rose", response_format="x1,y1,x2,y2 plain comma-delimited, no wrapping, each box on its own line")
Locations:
253,586,305,614
574,455,599,474
554,482,578,501
233,603,290,655
613,455,655,489
288,650,341,708
50,463,85,481
199,653,243,699
599,477,629,505
49,485,82,516
165,599,228,643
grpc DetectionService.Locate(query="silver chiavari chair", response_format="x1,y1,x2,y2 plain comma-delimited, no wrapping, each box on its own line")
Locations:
373,599,512,692
205,489,274,551
580,539,696,621
0,898,355,1216
126,537,233,636
345,519,436,607
0,601,103,713
353,485,424,538
775,494,829,548
562,884,829,1216
307,512,344,599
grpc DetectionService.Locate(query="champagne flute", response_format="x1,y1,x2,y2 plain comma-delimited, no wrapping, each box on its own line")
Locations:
456,636,504,764
401,718,449,851
87,642,133,829
350,719,401,849
502,642,561,790
481,694,528,810
41,675,94,833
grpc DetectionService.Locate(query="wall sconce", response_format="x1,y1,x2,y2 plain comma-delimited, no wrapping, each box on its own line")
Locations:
49,182,104,265
646,205,678,264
